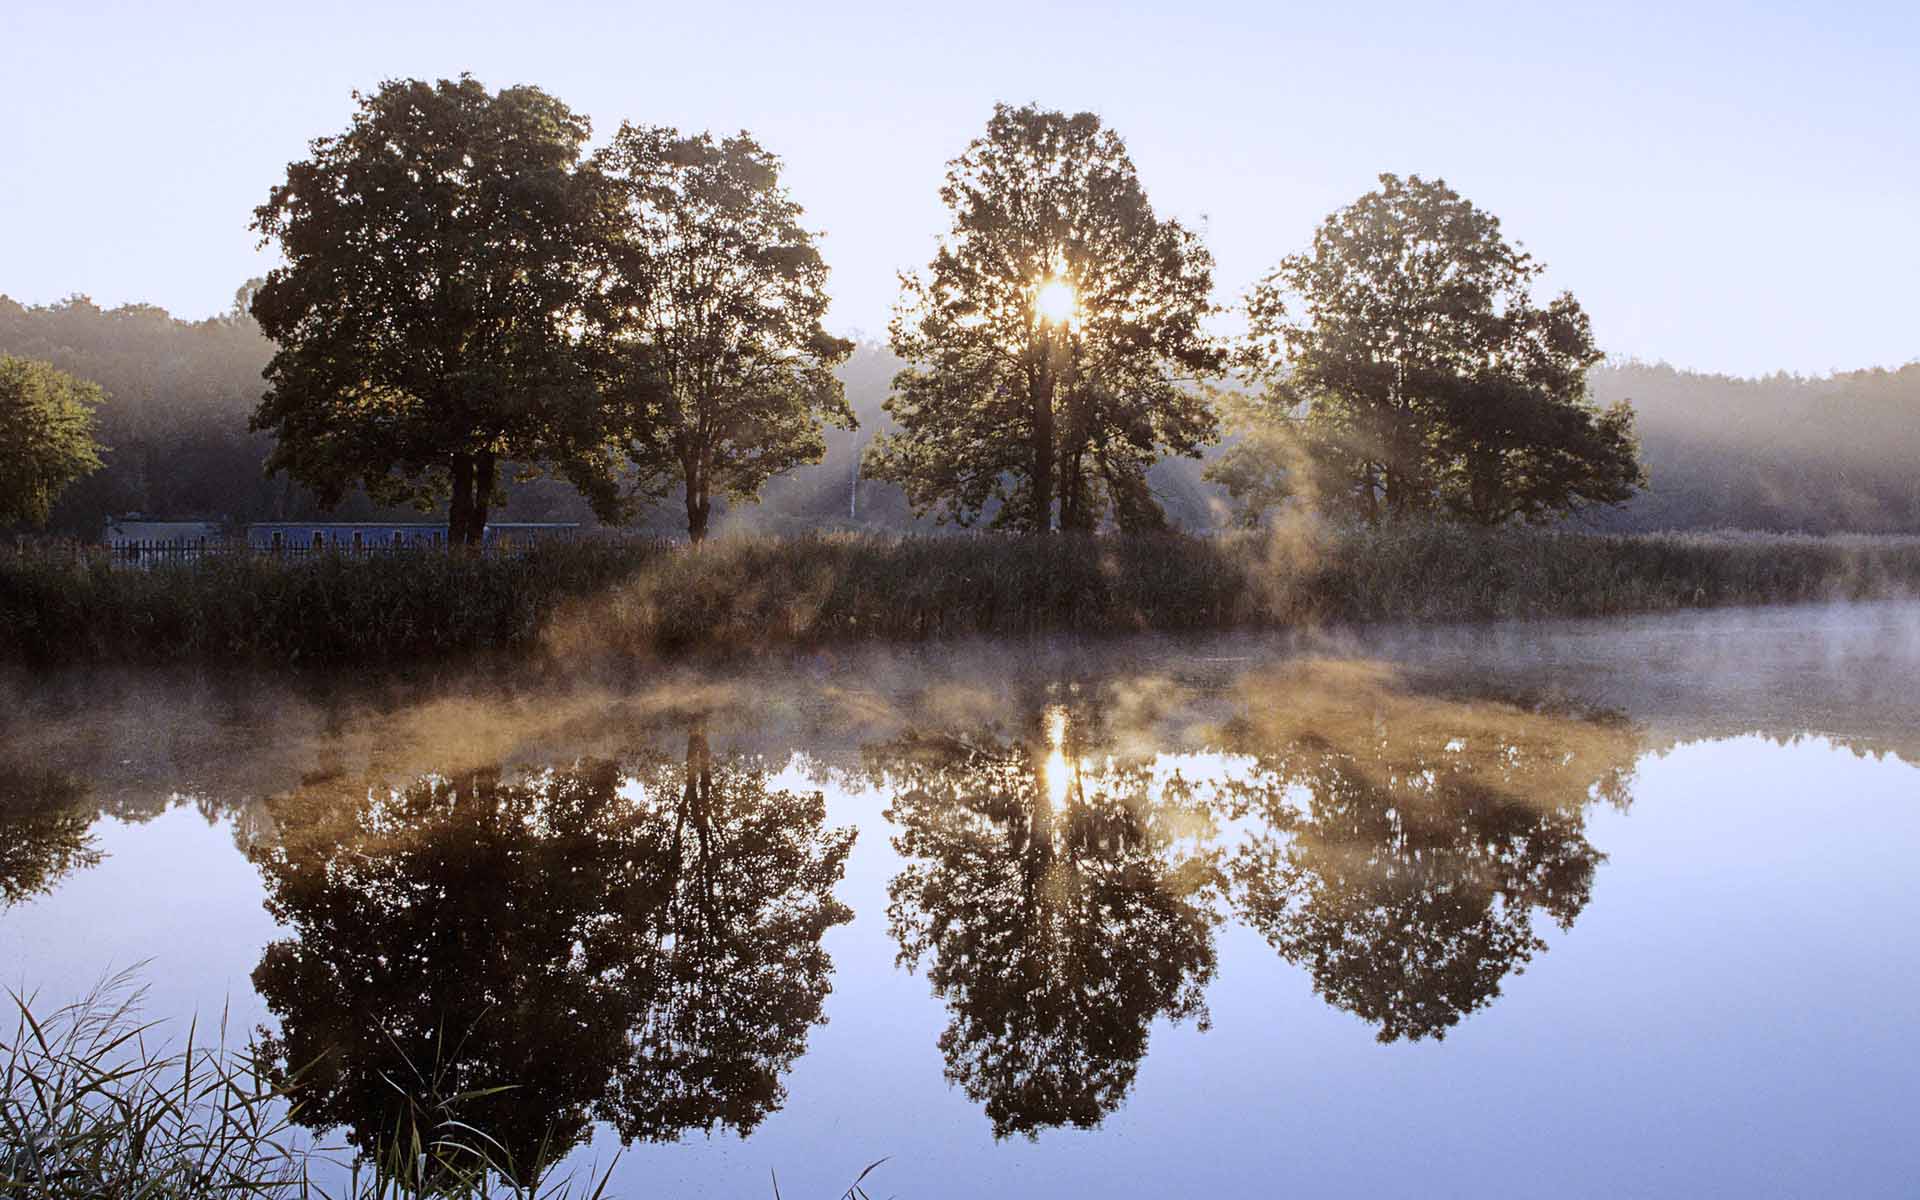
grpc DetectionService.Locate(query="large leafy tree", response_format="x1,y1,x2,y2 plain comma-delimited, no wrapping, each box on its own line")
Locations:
1218,174,1643,525
1215,661,1639,1041
250,730,853,1177
592,126,853,542
0,356,105,527
867,104,1223,533
870,696,1219,1137
249,76,621,545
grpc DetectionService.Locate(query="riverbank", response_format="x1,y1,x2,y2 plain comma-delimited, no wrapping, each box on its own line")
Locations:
4,526,1917,667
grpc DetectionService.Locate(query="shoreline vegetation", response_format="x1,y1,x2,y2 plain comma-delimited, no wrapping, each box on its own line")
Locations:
1,973,889,1199
5,526,1918,668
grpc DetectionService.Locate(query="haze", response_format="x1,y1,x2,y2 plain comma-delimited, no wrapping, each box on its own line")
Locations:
2,0,1914,377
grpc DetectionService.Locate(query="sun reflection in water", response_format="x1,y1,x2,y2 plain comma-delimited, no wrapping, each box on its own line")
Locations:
1043,704,1072,809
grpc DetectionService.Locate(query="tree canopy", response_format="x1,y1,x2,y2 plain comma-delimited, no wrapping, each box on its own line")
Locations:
1214,174,1644,526
250,727,853,1174
591,126,853,542
0,766,100,909
249,76,622,545
867,104,1224,532
0,355,105,528
1215,661,1638,1041
869,694,1219,1136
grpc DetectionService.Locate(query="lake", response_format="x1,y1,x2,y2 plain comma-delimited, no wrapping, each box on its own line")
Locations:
3,602,1917,1197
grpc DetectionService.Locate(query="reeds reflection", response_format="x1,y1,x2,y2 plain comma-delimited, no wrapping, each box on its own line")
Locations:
869,688,1221,1138
247,718,853,1178
1213,662,1640,1042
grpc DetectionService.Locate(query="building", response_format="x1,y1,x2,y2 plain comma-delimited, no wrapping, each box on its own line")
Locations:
103,516,226,548
244,521,580,553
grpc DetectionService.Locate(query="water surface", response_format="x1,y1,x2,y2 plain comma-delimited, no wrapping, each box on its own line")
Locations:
3,602,1916,1197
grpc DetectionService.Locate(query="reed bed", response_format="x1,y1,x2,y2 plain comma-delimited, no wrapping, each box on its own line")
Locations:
3,526,1917,667
0,972,607,1199
2,974,890,1199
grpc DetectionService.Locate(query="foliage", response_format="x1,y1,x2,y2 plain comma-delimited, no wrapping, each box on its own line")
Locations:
1225,174,1644,526
250,731,853,1166
10,285,1918,540
0,970,633,1198
0,355,105,528
868,699,1218,1136
868,104,1223,532
249,76,620,545
591,127,854,541
5,527,1920,667
0,766,100,909
1586,360,1920,533
1214,663,1636,1040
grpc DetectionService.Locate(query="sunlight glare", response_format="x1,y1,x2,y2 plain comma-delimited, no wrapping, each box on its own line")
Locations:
1043,704,1071,809
1034,276,1078,327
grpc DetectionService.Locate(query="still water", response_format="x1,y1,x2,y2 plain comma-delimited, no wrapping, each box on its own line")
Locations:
3,603,1917,1197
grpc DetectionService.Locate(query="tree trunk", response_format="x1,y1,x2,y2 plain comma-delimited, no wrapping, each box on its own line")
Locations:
1060,447,1093,532
448,449,497,547
472,449,496,543
449,452,477,546
684,453,710,543
1031,365,1055,533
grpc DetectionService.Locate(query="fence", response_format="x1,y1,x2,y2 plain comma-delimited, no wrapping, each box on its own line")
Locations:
8,535,597,569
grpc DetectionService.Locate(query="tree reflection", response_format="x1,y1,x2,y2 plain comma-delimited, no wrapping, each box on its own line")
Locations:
249,720,853,1176
870,693,1219,1137
1218,662,1639,1042
0,767,101,909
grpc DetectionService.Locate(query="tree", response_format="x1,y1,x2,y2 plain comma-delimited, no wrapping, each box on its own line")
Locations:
0,356,105,527
250,729,853,1176
592,126,853,542
1227,174,1643,525
1214,661,1639,1041
867,104,1223,533
249,76,621,545
0,767,100,909
870,696,1219,1136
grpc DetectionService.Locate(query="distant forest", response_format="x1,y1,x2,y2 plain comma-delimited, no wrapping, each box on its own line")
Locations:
4,292,1916,538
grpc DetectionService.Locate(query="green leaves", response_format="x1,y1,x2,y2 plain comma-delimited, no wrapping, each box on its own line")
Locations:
870,103,1225,533
250,77,616,543
0,355,106,528
589,125,854,541
1232,173,1645,527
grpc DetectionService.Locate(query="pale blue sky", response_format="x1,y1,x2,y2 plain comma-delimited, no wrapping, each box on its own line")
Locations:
2,0,1914,375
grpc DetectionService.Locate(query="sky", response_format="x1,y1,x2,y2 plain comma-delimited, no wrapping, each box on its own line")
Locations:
1,0,1915,377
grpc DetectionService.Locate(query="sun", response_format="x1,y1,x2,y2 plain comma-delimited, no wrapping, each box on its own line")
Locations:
1034,276,1078,327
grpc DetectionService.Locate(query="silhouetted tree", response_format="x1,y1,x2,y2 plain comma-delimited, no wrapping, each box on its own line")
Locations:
604,723,857,1140
591,127,854,542
1219,174,1643,525
250,731,852,1177
870,697,1219,1136
249,76,622,545
0,356,104,527
0,767,100,908
1215,662,1638,1041
867,104,1224,532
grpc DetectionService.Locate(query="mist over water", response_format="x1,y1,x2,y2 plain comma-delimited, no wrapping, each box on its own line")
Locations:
3,603,1917,1197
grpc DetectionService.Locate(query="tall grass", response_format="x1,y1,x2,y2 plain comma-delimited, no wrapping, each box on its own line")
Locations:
0,971,609,1199
5,526,1919,667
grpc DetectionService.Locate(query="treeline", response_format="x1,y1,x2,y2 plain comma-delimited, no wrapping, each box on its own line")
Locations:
1586,361,1920,534
4,77,1913,541
6,292,1917,539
